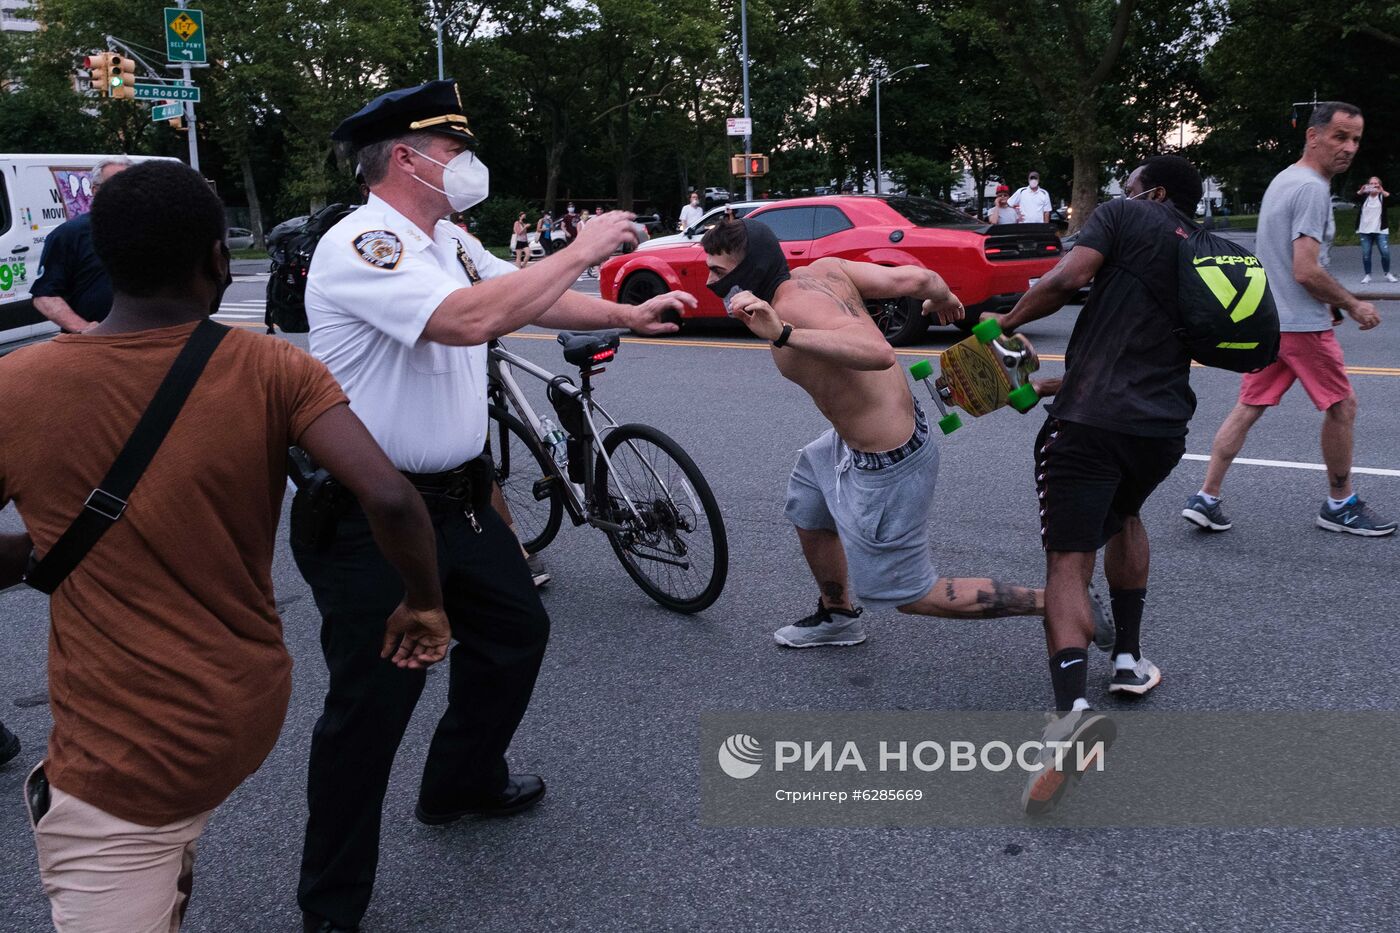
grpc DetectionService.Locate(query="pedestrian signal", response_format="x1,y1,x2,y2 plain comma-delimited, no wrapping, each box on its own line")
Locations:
730,153,769,177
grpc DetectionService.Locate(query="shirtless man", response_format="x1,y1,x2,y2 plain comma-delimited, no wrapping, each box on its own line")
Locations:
701,219,1105,647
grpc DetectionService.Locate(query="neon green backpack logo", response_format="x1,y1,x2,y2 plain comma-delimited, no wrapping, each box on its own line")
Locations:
1194,260,1268,324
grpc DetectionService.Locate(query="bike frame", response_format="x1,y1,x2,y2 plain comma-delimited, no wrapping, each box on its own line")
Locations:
487,339,652,533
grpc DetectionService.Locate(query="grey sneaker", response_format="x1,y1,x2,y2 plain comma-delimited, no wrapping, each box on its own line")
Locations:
526,552,551,588
1316,497,1396,537
773,600,866,648
1182,493,1233,531
1021,709,1117,817
1109,656,1162,696
1089,584,1114,652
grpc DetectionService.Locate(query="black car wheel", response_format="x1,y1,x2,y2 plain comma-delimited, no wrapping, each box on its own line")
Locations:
865,296,927,346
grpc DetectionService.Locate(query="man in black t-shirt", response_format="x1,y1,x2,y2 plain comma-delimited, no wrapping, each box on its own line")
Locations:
991,154,1204,816
30,157,132,332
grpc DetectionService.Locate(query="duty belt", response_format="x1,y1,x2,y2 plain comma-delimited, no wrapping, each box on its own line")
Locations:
399,459,485,532
401,462,474,500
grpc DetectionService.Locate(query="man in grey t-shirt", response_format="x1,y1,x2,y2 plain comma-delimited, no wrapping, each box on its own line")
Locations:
1185,101,1393,537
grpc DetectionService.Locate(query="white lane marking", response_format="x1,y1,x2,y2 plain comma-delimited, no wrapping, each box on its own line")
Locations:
1181,453,1400,478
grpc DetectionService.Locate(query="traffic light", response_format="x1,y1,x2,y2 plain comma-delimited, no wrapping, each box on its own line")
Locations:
168,117,185,131
85,52,114,97
730,153,770,177
109,56,136,99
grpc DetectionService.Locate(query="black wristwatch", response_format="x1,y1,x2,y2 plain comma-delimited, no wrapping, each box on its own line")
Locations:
772,323,794,348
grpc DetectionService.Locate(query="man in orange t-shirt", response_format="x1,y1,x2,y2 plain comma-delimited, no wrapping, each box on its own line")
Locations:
0,160,451,932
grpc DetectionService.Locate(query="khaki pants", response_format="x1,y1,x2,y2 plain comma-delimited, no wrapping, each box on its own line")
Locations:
26,765,213,933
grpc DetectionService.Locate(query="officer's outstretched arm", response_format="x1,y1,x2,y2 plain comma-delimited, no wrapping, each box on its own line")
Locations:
422,211,641,345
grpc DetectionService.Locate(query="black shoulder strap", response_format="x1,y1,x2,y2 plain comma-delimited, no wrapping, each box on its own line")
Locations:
24,319,231,595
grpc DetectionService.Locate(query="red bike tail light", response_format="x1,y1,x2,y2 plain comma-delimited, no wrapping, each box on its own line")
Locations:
591,349,616,363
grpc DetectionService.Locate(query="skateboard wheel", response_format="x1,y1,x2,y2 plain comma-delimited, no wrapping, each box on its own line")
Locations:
1007,383,1040,413
938,413,963,434
971,318,1002,343
909,359,934,381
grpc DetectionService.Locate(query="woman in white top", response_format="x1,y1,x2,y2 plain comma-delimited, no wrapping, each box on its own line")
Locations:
512,212,530,268
1355,176,1395,284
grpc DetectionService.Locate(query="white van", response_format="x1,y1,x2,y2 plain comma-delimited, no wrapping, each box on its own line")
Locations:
0,154,167,355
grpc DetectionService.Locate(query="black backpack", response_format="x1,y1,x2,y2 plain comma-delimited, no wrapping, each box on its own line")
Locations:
1172,223,1280,372
265,203,356,334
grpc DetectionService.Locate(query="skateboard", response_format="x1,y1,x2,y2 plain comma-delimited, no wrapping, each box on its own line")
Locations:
908,318,1040,434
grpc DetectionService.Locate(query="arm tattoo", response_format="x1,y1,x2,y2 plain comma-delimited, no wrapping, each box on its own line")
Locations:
972,580,1040,618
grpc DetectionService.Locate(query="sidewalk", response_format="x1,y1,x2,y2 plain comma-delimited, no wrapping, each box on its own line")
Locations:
1216,236,1400,303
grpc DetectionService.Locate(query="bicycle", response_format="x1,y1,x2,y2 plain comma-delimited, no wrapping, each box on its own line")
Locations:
486,330,728,614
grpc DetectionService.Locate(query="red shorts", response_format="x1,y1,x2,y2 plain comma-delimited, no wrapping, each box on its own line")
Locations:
1238,330,1353,410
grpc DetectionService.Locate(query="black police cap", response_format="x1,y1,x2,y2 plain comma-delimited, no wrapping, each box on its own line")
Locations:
331,79,477,149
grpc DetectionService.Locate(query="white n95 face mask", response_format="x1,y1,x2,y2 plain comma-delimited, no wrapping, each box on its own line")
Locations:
409,147,490,211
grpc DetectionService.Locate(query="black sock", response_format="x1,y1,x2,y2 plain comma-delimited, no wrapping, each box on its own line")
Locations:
1109,588,1146,660
1049,647,1089,712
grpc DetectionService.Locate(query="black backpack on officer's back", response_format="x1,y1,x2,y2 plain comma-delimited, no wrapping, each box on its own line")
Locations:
265,202,356,334
1170,222,1280,372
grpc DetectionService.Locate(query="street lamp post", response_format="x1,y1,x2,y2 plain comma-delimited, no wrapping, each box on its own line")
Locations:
740,0,752,201
874,63,927,195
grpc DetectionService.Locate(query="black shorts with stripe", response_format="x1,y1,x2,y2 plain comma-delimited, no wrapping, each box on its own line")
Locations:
1034,416,1186,552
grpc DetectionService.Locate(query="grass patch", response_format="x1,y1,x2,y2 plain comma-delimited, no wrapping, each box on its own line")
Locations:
232,247,268,260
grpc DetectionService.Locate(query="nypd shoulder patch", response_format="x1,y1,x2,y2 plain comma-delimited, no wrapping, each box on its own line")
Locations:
353,230,403,270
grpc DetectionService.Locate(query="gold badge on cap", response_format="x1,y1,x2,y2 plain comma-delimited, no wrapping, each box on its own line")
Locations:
353,230,404,270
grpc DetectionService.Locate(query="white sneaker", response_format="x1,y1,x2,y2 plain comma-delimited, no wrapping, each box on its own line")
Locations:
1020,710,1118,816
1109,656,1162,695
1387,273,1398,283
773,600,866,648
1361,274,1371,284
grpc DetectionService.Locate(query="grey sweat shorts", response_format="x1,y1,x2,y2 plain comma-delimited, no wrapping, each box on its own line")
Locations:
783,420,940,612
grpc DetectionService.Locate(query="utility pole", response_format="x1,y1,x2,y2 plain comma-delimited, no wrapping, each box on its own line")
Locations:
436,20,445,80
740,0,752,201
178,0,199,172
874,63,927,196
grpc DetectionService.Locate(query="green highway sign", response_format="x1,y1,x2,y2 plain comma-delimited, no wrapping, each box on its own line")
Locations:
134,82,200,102
165,7,207,64
152,103,184,121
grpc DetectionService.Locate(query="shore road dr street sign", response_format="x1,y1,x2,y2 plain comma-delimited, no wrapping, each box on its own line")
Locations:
165,7,206,63
134,82,200,102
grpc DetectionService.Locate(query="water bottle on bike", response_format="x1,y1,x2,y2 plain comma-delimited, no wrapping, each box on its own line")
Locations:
538,416,569,473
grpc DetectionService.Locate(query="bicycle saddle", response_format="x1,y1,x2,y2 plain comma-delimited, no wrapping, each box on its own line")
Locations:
557,329,625,366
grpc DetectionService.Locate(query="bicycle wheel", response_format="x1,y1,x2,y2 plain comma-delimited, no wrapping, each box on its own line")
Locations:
487,404,563,554
594,423,728,613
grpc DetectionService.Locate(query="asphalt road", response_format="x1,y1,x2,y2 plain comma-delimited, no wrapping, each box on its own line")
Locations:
1,269,1398,931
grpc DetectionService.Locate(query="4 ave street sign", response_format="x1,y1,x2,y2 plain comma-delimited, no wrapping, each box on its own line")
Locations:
134,82,200,102
152,103,184,121
165,7,207,63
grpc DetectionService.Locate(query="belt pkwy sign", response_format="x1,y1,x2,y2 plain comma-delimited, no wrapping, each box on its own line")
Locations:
165,7,207,63
134,83,200,102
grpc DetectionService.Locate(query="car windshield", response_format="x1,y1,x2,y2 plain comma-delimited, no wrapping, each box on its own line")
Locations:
883,196,982,228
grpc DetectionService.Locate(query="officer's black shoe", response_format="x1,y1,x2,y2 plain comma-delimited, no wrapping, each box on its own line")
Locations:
302,913,359,932
415,774,546,825
0,725,20,769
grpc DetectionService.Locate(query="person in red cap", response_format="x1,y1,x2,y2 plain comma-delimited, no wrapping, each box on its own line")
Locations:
987,184,1018,224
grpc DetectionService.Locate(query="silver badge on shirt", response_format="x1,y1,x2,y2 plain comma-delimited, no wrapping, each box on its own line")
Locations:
353,230,404,270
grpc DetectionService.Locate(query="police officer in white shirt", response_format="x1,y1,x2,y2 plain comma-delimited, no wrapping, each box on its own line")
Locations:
1009,171,1053,224
294,80,695,933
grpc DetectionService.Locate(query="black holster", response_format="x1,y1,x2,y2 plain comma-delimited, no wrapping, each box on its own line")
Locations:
288,447,353,552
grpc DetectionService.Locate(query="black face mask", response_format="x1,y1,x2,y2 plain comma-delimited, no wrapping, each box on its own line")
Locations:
705,219,791,304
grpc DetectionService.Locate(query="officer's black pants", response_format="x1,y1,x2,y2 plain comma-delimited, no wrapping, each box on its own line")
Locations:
291,491,549,927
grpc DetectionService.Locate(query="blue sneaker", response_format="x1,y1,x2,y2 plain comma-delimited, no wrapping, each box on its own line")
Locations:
1316,497,1396,537
1182,493,1232,531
